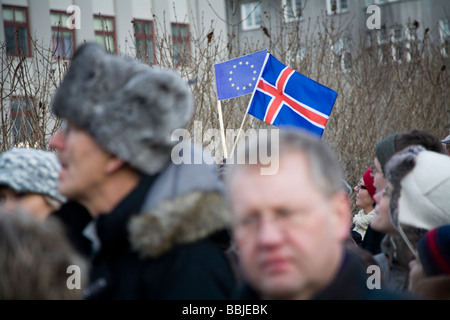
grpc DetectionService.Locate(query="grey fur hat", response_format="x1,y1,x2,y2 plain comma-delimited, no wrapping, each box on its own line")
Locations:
51,43,194,175
0,148,66,203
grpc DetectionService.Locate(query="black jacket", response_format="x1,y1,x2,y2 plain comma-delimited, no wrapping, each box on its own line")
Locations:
233,250,414,300
53,162,237,300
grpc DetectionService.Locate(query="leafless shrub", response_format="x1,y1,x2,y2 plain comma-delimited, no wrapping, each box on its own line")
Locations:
0,38,66,151
1,7,448,213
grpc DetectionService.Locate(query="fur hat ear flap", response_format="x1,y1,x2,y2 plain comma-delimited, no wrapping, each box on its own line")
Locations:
385,145,425,228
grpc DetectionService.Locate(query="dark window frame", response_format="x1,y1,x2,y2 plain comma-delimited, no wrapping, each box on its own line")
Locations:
50,10,76,59
93,14,117,53
171,22,191,66
2,5,32,57
133,19,155,64
10,96,39,145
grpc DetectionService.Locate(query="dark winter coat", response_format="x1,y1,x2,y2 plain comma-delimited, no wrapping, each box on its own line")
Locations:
360,224,384,255
233,250,413,300
373,234,411,292
52,145,237,300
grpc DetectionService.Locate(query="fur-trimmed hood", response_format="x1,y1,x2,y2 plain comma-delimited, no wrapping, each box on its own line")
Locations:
128,143,231,258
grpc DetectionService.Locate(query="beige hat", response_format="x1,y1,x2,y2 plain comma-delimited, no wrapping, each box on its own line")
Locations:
397,150,450,230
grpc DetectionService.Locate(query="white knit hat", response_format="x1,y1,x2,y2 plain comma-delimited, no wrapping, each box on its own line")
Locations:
0,148,66,203
397,150,450,230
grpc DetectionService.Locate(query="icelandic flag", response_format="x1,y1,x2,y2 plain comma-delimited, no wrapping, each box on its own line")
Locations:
247,53,338,137
214,49,268,100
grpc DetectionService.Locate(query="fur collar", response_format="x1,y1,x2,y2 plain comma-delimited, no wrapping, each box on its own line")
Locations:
128,190,231,258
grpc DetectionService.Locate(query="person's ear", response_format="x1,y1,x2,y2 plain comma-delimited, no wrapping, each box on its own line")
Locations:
105,156,126,174
330,191,352,241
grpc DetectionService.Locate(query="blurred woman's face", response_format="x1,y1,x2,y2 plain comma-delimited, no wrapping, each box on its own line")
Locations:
354,178,374,212
371,183,396,235
0,186,55,220
372,157,387,196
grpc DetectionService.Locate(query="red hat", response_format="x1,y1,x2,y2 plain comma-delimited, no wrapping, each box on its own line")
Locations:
362,167,376,201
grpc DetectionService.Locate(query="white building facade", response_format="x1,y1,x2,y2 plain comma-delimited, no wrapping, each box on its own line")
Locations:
0,0,228,148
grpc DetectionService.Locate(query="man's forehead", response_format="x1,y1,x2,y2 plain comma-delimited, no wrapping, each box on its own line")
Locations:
230,151,309,180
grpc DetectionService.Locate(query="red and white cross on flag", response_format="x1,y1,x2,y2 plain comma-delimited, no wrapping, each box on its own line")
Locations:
247,53,338,137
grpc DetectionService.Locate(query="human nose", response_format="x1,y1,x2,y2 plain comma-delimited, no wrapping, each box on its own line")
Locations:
49,128,65,151
373,190,381,205
257,216,284,248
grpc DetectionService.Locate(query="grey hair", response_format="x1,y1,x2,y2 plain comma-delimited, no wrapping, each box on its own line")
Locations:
227,128,345,198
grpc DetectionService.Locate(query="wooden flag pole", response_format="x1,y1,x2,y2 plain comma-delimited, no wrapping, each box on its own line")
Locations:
230,112,248,158
217,100,228,159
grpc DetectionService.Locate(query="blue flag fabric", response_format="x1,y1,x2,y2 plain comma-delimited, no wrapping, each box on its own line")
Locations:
214,49,268,100
246,53,338,137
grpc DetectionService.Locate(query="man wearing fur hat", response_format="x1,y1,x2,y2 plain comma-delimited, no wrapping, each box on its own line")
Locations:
49,43,236,299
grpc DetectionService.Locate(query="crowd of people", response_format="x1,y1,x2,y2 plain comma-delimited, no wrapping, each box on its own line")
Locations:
0,43,448,300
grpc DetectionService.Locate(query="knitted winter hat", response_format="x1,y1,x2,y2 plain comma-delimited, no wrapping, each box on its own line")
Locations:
0,148,66,203
386,146,450,231
51,43,194,175
417,225,450,276
362,166,376,200
375,133,398,174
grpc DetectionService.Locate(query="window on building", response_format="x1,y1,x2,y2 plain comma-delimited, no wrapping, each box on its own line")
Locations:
439,20,450,58
10,96,36,145
171,23,190,65
391,26,404,62
94,14,116,53
332,36,352,71
283,0,303,21
133,19,155,63
241,2,261,30
376,27,390,62
2,5,31,57
405,23,419,62
368,0,399,5
50,11,75,59
327,0,349,15
287,45,306,66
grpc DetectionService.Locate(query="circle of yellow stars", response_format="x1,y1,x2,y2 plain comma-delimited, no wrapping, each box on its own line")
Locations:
228,60,258,91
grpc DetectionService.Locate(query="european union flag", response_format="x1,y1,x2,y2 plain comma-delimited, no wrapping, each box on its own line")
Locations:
214,49,268,100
